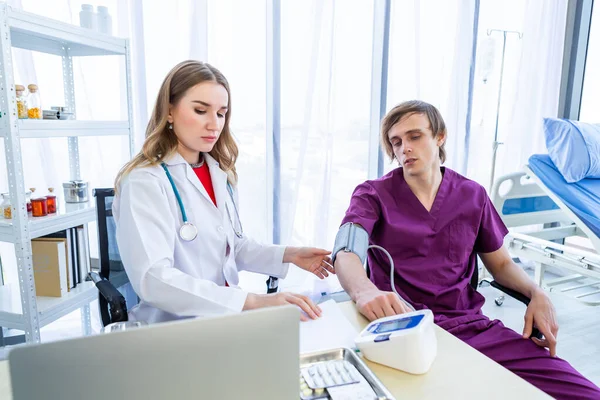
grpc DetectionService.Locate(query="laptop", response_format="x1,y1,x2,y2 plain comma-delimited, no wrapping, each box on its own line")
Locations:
9,306,299,400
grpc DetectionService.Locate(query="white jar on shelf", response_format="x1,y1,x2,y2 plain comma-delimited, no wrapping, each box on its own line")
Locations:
96,6,113,35
79,4,97,30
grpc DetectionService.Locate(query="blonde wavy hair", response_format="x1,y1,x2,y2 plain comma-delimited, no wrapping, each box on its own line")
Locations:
115,60,238,192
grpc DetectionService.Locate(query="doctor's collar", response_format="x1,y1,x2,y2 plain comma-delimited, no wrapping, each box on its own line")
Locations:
162,152,220,168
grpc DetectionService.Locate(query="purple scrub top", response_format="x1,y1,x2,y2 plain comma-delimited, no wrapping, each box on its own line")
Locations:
341,167,508,324
342,167,600,399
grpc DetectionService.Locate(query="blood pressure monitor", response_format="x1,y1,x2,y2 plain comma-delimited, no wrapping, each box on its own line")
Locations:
354,309,437,374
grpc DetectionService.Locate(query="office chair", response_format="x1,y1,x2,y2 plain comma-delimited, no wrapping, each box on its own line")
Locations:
90,188,280,327
364,256,543,339
473,264,543,339
90,188,128,327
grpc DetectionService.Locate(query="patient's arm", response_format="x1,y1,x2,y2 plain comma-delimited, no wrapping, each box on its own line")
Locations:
480,246,559,356
336,251,412,321
336,252,377,298
479,246,539,299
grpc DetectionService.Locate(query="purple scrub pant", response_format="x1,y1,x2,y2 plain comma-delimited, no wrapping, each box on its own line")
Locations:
438,315,600,400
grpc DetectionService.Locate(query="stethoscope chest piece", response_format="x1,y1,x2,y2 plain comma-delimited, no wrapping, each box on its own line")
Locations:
179,222,198,242
161,160,242,242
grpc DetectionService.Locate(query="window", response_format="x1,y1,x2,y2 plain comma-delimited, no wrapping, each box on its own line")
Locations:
278,1,373,244
467,0,567,189
206,0,269,293
384,0,477,176
207,0,269,244
278,0,374,292
466,0,526,187
580,3,600,122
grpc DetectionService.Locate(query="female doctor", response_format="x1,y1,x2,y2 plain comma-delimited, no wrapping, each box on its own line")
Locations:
113,60,334,324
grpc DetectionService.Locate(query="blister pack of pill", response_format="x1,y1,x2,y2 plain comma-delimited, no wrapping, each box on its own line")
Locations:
300,360,371,399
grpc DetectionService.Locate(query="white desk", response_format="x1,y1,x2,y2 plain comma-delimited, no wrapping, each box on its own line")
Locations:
337,301,551,399
0,301,552,399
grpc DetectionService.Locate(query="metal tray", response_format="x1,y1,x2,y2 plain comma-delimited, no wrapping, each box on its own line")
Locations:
299,347,395,400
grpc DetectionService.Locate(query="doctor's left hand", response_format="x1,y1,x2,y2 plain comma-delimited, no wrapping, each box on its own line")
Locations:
284,247,335,279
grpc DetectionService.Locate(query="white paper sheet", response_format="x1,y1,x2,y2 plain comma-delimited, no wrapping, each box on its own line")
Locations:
300,299,360,354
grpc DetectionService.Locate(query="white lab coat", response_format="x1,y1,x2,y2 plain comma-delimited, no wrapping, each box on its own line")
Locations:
113,152,289,323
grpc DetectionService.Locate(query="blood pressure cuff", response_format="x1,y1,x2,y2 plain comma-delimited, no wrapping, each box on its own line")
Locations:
332,222,369,265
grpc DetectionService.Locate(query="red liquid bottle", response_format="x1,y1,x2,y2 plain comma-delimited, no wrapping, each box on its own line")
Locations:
31,197,47,217
46,187,57,214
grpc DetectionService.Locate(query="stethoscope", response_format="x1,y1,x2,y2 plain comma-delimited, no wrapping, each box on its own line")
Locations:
161,163,244,242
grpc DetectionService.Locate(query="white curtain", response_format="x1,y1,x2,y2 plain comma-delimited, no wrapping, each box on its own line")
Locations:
275,0,478,296
0,0,573,300
384,0,477,175
580,3,600,122
275,0,375,295
205,0,270,293
467,0,568,189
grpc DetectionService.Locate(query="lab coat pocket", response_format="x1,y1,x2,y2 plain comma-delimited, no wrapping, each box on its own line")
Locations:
447,221,476,264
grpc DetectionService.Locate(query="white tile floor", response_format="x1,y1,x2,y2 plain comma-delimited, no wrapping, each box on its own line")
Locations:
2,268,599,387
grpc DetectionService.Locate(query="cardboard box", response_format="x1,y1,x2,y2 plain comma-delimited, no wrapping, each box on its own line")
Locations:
32,239,68,297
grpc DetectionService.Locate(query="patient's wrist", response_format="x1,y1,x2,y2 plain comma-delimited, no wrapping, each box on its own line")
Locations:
530,285,545,299
353,286,379,303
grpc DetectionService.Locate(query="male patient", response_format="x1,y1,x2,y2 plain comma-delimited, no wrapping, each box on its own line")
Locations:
334,100,600,399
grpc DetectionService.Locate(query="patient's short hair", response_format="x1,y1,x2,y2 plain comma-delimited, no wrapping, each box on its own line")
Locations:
381,100,447,164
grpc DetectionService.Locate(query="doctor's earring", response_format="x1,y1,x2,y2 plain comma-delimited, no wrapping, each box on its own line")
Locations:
168,123,173,130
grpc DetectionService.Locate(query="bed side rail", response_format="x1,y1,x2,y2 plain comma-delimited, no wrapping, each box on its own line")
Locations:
491,172,568,228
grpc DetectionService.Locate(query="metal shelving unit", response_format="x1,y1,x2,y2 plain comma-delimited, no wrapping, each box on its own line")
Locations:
13,120,130,138
0,4,133,343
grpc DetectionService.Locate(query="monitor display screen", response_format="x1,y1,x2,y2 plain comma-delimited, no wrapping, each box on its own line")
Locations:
372,314,424,334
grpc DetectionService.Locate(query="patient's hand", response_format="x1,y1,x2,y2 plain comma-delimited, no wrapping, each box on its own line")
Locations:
355,289,413,321
523,289,559,356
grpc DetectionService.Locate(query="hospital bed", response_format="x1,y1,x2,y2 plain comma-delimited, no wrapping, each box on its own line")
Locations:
492,154,600,306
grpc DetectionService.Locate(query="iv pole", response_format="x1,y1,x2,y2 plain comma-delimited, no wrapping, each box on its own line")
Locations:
487,29,522,193
479,29,522,286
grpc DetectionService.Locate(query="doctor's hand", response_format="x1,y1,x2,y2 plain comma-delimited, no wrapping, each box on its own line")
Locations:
244,292,322,321
523,288,559,356
284,247,335,279
355,289,413,322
